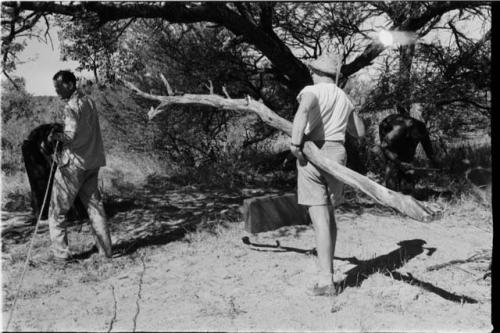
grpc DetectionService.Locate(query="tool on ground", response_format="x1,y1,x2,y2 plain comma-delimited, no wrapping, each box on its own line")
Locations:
242,236,316,255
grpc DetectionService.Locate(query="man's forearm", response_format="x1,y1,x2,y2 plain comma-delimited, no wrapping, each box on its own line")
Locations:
291,108,308,146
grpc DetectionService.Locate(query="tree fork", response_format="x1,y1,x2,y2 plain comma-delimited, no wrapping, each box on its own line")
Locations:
124,80,441,222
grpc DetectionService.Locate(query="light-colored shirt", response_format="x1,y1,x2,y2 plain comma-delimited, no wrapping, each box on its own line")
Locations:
297,82,354,142
61,90,106,169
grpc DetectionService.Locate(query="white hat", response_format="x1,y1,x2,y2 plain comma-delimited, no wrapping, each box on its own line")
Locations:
307,53,341,77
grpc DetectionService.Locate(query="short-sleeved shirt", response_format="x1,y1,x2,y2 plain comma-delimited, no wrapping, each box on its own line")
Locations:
297,82,354,142
61,90,106,170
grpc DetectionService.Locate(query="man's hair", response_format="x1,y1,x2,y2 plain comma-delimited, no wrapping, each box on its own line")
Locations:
53,70,77,85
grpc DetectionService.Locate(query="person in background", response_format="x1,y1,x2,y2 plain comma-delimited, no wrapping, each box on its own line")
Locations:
379,114,440,194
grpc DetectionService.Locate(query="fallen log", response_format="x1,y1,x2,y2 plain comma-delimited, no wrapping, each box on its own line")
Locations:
124,80,441,222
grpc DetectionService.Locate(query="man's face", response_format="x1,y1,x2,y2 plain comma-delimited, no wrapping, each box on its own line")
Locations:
53,77,75,100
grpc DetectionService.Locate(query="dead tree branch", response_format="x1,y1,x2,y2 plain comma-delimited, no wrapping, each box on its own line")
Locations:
204,80,214,94
222,86,231,99
124,80,441,222
159,73,173,96
426,251,491,272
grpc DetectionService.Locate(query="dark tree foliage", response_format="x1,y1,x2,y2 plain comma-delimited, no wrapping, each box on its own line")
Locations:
112,21,294,167
363,24,490,138
3,1,488,90
1,2,491,172
57,15,129,83
1,77,32,122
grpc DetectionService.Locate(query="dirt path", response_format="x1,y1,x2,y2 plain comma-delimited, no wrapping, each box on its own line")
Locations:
1,186,492,332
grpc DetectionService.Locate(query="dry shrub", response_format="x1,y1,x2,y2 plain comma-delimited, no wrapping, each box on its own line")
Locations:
1,170,31,211
439,138,491,173
1,148,169,210
100,148,171,195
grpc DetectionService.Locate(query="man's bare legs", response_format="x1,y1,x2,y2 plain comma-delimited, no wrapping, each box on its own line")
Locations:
308,204,337,289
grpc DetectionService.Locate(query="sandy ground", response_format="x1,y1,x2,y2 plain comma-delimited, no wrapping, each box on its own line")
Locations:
1,186,492,332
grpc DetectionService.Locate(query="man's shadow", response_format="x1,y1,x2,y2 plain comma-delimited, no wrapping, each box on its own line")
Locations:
72,213,200,260
73,187,242,260
72,224,194,260
242,238,478,304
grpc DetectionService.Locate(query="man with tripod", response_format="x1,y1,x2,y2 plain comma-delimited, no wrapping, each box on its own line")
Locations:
48,70,112,261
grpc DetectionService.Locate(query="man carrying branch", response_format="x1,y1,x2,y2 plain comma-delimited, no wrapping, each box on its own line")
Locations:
290,53,366,296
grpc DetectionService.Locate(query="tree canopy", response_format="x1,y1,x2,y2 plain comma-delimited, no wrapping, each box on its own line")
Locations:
1,1,491,141
2,2,489,87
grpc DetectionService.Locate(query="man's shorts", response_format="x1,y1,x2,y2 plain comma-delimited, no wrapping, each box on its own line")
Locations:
297,141,347,206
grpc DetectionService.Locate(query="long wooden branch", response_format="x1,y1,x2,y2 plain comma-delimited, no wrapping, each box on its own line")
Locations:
124,80,441,222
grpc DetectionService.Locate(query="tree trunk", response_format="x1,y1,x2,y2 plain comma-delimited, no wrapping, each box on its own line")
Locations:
93,65,99,84
395,43,415,115
124,81,441,222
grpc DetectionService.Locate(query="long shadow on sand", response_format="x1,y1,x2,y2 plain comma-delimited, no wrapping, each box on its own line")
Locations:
73,184,245,259
72,220,198,260
333,239,477,304
3,185,242,260
242,238,478,304
0,196,142,245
